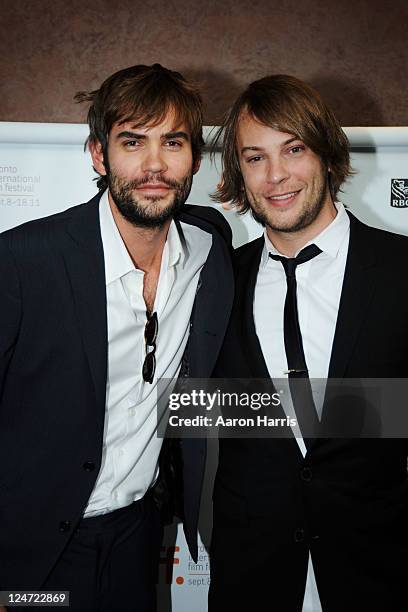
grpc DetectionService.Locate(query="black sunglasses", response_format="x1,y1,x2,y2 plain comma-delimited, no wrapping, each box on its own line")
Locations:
143,311,158,384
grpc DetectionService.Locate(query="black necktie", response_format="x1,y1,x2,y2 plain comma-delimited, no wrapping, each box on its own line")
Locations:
270,244,322,449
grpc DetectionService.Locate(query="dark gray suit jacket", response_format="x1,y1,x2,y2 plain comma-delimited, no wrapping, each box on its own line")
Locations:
0,192,234,590
210,213,408,612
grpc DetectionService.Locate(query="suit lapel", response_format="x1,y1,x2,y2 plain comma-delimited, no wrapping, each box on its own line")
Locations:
328,213,377,378
179,209,234,378
236,238,271,378
238,238,303,455
62,195,108,413
308,213,378,452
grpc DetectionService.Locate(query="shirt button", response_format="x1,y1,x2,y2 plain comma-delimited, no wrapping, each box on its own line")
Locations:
83,461,95,472
129,408,136,416
118,449,124,457
300,467,312,482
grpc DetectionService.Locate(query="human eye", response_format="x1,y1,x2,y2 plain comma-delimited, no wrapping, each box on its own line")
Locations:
245,154,263,164
123,139,140,149
165,139,183,149
288,143,306,155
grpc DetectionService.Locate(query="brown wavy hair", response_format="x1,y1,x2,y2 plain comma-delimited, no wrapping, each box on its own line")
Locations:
211,74,351,212
75,63,204,191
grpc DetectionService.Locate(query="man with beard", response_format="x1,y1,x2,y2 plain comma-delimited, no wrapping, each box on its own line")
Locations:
209,75,408,611
0,64,233,612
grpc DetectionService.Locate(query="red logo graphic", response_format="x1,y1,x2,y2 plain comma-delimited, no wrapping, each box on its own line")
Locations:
160,545,182,585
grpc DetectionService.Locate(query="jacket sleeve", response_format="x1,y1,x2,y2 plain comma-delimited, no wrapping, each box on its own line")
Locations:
0,237,22,399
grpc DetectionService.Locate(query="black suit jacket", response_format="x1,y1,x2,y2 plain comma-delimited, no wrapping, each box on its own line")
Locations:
0,193,233,590
210,213,408,612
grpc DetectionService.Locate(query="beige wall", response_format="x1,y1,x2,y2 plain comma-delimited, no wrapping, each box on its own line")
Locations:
1,0,406,126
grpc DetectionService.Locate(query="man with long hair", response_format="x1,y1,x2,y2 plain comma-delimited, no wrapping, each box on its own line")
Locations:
210,75,408,611
0,64,233,611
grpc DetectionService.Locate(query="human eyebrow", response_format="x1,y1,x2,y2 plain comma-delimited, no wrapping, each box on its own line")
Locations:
116,131,146,140
163,131,190,141
240,146,264,155
283,137,303,146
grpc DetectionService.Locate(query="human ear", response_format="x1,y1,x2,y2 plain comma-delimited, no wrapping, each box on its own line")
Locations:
89,140,107,176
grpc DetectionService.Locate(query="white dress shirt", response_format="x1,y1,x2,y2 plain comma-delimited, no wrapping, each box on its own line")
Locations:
253,202,350,612
84,191,212,516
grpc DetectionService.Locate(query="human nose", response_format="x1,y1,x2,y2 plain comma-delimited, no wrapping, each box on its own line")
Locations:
141,144,168,174
266,156,289,184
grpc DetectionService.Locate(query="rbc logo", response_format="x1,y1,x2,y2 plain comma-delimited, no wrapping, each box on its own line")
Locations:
390,179,408,208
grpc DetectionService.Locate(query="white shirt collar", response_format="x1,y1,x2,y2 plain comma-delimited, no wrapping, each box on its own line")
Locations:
99,189,185,286
261,201,350,267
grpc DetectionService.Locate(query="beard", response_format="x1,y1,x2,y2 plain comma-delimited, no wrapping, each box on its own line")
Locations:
107,170,193,228
248,172,329,234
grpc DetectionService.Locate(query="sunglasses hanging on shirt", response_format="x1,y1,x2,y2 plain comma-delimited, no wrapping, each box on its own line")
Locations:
143,311,158,384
